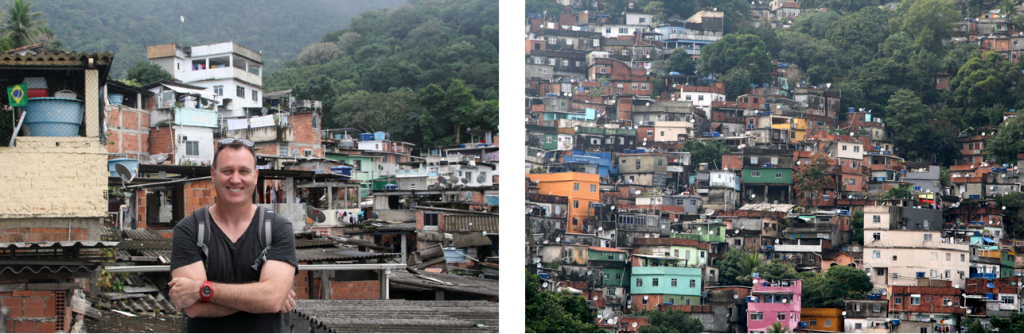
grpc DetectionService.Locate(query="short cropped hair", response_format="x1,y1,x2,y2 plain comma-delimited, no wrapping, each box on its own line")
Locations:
212,140,257,169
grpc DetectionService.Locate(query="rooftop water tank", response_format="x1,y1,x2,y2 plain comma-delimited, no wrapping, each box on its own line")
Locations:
360,133,373,141
374,131,386,140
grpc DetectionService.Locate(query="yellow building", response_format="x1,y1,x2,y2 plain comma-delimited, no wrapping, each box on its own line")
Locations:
801,308,844,332
527,172,600,234
772,117,808,141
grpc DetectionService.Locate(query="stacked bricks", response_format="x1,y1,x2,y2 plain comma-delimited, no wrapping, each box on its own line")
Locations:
184,180,217,215
307,279,380,300
147,126,175,157
105,105,151,159
0,290,63,333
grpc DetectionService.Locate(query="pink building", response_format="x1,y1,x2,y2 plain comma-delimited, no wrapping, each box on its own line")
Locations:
746,277,802,333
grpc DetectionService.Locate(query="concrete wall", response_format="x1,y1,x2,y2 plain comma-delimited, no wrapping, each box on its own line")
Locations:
0,137,107,220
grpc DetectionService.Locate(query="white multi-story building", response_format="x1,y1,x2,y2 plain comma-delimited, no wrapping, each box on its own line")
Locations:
147,42,264,117
863,205,971,291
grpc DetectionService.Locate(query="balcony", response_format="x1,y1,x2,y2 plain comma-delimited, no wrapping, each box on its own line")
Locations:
969,273,998,279
177,66,261,87
666,34,720,42
773,244,822,252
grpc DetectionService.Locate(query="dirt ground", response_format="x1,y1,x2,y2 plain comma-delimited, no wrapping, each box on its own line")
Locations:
84,312,182,333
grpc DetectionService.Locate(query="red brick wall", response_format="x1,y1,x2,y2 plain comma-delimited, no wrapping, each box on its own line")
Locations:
184,180,218,215
307,279,380,300
0,228,88,242
148,126,175,157
291,112,323,158
0,290,64,333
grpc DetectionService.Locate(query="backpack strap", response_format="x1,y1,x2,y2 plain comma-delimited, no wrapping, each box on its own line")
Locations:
252,206,274,272
195,206,213,272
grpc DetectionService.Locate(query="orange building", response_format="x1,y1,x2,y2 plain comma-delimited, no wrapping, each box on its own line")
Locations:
526,172,600,234
801,308,844,332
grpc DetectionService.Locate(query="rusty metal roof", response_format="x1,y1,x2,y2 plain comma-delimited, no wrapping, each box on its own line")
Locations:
295,238,336,249
0,241,119,249
0,50,115,67
451,232,492,248
292,299,499,333
443,215,498,233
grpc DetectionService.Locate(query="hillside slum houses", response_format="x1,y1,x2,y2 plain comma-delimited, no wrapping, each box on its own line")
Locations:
0,42,498,331
526,1,1024,333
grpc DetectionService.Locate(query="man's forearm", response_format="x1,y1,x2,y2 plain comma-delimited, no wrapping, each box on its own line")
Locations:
185,302,240,318
210,280,287,314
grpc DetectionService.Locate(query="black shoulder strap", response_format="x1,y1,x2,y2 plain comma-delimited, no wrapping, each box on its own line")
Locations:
252,206,274,271
195,206,213,272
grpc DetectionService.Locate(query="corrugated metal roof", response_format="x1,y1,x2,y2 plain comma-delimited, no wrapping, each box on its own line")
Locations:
444,215,498,233
116,239,171,250
295,238,336,249
390,271,499,297
451,233,492,248
0,51,115,66
0,264,100,274
588,246,628,253
123,229,166,241
295,247,399,262
292,299,499,333
0,241,119,249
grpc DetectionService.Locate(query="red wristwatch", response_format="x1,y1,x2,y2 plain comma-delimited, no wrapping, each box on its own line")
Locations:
199,281,214,303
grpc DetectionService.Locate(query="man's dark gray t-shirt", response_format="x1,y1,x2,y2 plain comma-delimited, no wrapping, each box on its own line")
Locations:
170,207,298,333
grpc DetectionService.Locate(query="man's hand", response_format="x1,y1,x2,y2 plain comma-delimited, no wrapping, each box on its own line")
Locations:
279,289,296,313
168,277,202,311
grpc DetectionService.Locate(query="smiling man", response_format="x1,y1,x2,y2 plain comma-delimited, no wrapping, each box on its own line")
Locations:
168,138,298,333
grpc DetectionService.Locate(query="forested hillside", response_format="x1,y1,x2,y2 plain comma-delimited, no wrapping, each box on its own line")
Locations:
32,0,404,78
264,0,499,147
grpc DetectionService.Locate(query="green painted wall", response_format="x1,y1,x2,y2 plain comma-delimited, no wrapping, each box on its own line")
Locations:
742,168,794,184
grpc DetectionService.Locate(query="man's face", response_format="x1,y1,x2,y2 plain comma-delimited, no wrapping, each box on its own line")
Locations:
212,146,258,206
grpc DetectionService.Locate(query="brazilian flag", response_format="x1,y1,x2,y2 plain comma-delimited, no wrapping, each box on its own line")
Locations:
7,83,26,107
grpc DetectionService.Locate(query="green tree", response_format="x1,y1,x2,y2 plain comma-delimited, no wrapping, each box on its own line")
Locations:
900,0,960,54
988,311,1024,333
884,89,931,160
767,322,790,333
125,60,171,87
942,43,983,74
418,79,481,146
884,184,912,199
997,192,1024,238
802,266,873,308
333,89,421,139
296,42,342,66
794,152,834,208
681,139,732,171
851,209,864,244
950,51,1024,116
526,0,561,15
824,0,881,14
0,0,46,48
829,7,894,67
526,270,604,333
698,34,774,86
664,49,697,75
986,110,1024,164
940,167,952,187
793,10,841,40
718,249,762,286
748,262,800,284
639,309,704,333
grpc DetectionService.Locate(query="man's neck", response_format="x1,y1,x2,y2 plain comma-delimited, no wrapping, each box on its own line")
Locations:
211,202,256,227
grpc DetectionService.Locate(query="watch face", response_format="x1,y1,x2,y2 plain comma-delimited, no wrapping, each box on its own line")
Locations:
201,286,212,297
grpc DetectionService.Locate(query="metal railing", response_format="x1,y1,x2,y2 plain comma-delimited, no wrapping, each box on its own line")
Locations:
105,263,407,299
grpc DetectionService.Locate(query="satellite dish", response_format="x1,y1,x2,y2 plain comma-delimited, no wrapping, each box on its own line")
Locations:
555,237,561,243
782,298,788,303
632,322,638,328
955,284,960,288
542,282,549,288
306,205,326,224
460,178,469,184
438,176,446,183
842,311,847,316
735,230,740,235
477,174,486,183
598,227,603,231
593,295,598,301
482,231,487,236
260,107,268,116
643,296,649,300
115,163,135,184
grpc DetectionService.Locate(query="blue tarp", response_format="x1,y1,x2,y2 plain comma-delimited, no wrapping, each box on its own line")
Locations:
983,237,996,243
987,283,996,288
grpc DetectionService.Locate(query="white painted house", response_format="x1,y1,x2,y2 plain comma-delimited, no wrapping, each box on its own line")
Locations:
147,42,264,117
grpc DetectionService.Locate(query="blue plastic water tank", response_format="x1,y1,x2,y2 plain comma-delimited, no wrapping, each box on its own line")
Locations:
330,165,353,176
374,131,386,140
360,133,373,141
